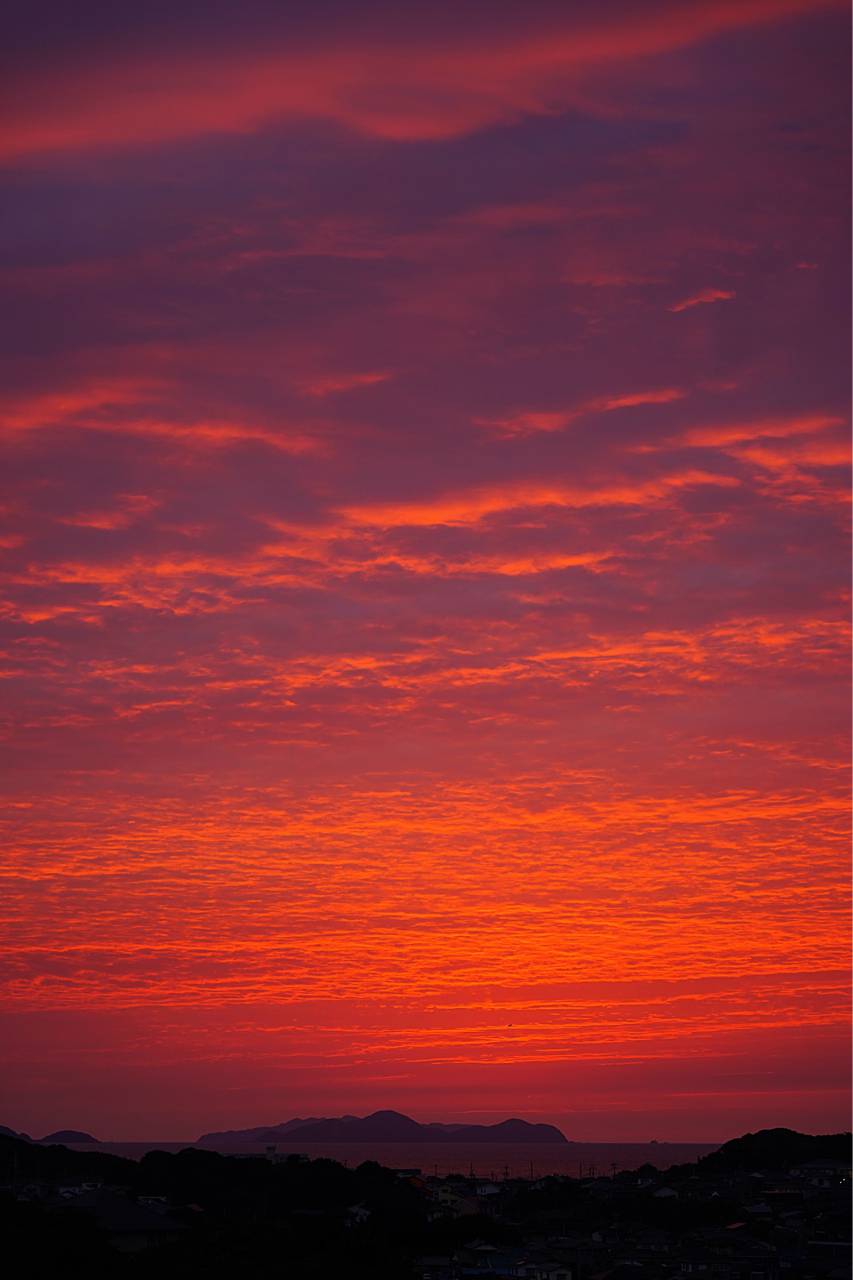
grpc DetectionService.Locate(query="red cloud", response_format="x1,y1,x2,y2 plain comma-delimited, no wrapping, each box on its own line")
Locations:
1,0,841,158
668,287,736,312
1,379,161,434
0,380,325,454
2,0,848,1144
681,413,844,447
298,371,392,398
60,493,161,531
477,389,686,437
340,469,737,528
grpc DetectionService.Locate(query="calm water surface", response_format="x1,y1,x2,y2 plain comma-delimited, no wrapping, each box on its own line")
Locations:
69,1139,718,1177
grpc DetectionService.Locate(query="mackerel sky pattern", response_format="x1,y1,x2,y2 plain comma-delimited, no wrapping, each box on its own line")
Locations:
1,0,850,1140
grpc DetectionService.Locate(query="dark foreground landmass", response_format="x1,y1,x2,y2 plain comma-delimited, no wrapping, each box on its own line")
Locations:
199,1109,568,1146
1,1127,849,1278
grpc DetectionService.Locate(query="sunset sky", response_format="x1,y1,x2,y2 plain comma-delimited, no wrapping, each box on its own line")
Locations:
1,0,850,1142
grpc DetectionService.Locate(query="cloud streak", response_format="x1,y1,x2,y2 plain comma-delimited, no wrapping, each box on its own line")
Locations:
0,0,848,1141
1,1,843,158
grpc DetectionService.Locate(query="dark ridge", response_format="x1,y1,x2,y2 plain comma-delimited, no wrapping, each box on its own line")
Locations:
699,1127,851,1171
0,1133,135,1182
198,1118,324,1146
0,1125,31,1142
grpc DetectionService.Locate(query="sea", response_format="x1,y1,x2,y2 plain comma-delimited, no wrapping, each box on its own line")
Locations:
65,1139,718,1178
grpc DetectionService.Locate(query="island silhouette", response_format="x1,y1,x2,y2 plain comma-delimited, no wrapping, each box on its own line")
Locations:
0,1125,99,1144
198,1109,568,1145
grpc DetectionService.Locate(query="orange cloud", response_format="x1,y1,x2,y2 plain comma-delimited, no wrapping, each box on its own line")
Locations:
731,438,851,471
477,388,686,437
1,0,849,1143
297,371,392,398
341,469,737,527
681,413,845,447
139,420,323,454
1,380,161,434
60,494,161,531
0,381,323,454
668,287,736,312
653,412,850,504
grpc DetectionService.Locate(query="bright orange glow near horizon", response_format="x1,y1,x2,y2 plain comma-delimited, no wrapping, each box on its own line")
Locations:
1,0,850,1143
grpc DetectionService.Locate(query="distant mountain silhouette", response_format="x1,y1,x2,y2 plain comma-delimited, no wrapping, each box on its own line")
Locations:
0,1124,31,1142
198,1118,327,1146
199,1110,567,1145
1,1124,102,1144
39,1130,99,1144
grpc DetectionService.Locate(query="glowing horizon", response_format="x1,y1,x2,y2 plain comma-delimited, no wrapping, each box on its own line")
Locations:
1,0,850,1142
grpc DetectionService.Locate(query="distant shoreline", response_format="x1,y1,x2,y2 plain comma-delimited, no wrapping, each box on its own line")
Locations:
60,1139,722,1149
59,1138,722,1176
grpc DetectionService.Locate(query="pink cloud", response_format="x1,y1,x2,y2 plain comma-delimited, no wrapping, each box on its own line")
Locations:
477,389,687,437
0,0,842,158
668,287,736,312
